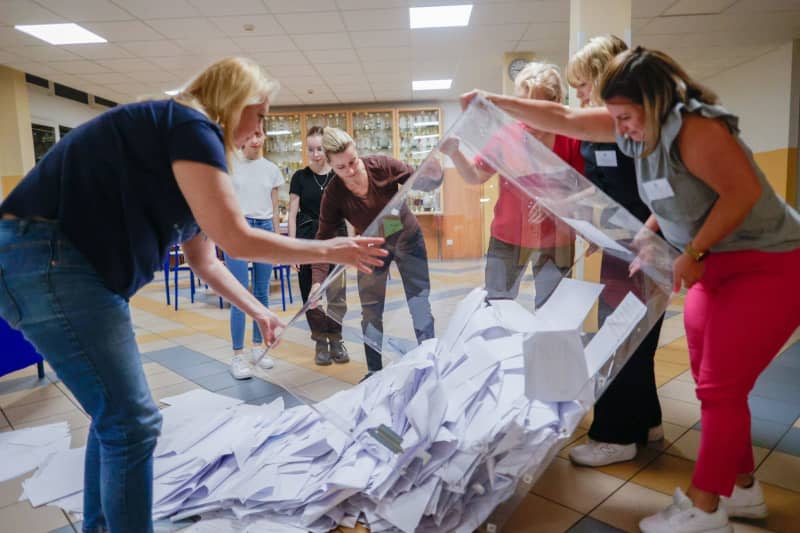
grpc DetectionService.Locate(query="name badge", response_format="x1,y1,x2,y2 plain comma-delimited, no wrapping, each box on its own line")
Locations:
642,178,675,201
595,150,618,167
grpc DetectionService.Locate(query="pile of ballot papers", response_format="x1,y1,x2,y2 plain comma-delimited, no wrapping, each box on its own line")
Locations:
16,282,648,532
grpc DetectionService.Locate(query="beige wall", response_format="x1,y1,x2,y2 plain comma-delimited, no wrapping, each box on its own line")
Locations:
703,41,799,204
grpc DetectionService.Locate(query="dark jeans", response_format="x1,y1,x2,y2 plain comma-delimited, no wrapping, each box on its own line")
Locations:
298,262,346,341
589,252,664,445
357,229,434,371
485,236,570,308
0,220,161,533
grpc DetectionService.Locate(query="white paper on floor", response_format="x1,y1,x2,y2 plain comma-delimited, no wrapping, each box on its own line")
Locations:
21,287,647,532
0,421,71,483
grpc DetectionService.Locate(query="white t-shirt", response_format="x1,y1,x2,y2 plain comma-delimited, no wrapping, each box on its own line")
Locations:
229,154,284,220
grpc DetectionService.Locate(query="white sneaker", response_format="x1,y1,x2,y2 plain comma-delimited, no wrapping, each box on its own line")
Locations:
648,424,665,442
720,479,768,519
230,355,252,380
569,440,637,467
639,488,732,533
251,347,274,370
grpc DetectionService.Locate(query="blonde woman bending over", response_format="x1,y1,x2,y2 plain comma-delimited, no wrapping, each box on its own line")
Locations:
0,57,386,532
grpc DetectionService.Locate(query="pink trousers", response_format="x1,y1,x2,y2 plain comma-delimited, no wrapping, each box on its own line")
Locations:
684,247,800,496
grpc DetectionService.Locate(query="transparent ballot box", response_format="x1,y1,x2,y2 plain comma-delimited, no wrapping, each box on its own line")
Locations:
151,97,679,532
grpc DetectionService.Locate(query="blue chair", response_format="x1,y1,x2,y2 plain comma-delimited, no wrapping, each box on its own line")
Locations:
274,264,294,311
163,244,195,310
0,317,45,380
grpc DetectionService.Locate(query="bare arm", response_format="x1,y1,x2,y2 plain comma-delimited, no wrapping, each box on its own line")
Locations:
288,193,300,239
172,161,387,272
182,233,283,344
678,114,762,253
439,137,494,185
271,187,280,233
462,90,616,143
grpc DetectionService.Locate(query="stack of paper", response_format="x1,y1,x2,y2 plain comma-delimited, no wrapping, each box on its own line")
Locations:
0,421,71,483
21,286,647,532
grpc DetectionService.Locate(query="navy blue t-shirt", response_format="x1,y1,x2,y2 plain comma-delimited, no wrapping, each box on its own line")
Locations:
0,99,227,298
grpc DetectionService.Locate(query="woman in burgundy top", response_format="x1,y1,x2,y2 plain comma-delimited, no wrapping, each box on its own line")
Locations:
442,62,584,307
312,127,443,378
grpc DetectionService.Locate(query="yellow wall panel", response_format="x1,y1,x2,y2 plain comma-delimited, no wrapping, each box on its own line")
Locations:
753,147,797,205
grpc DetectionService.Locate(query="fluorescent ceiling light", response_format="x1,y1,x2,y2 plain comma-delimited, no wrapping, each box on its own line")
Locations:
15,23,106,45
164,89,180,96
267,130,291,136
412,79,452,91
409,4,473,29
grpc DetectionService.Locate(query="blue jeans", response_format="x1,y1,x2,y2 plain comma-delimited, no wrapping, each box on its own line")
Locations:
0,220,161,533
223,218,273,351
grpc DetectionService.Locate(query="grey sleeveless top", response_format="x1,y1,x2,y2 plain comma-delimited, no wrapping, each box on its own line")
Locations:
616,98,800,253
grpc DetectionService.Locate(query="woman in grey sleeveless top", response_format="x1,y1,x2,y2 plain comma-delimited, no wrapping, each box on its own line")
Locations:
462,46,800,533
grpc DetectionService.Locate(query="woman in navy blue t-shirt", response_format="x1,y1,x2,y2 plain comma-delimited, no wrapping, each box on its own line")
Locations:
0,57,386,533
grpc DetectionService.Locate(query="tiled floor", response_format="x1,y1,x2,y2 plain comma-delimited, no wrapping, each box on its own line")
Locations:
0,269,798,533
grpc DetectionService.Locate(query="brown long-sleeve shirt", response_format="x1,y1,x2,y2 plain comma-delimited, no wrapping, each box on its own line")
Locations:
312,155,440,284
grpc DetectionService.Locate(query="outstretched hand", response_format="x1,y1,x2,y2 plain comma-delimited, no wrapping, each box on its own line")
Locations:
254,310,286,348
460,89,488,111
327,236,388,274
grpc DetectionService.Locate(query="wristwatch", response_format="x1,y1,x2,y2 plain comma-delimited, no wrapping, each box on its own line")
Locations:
684,242,707,262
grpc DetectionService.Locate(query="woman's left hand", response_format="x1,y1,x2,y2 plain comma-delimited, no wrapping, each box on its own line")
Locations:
254,310,286,348
672,253,705,292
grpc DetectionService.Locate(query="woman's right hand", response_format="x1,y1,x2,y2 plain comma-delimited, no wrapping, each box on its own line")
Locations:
326,236,388,274
460,89,488,110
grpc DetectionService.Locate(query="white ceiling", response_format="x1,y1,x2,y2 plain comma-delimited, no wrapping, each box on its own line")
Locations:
0,0,799,107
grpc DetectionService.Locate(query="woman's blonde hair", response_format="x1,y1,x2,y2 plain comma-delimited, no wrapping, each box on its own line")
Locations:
566,34,628,106
514,62,564,102
598,46,718,157
174,57,279,166
321,127,354,160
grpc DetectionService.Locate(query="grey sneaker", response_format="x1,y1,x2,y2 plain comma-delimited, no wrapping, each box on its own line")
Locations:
329,338,350,364
314,339,332,366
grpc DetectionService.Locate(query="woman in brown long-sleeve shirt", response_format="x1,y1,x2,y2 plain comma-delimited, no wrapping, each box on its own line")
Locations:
311,127,441,380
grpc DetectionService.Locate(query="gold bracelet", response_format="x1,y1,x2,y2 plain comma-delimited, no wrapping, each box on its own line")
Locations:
684,242,707,262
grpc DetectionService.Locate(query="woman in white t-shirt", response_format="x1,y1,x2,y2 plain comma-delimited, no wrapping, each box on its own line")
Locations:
224,130,285,379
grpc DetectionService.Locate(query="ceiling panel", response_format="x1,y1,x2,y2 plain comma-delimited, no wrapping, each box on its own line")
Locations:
95,57,160,71
305,48,359,63
361,59,411,73
174,38,242,56
350,29,409,48
265,0,338,12
80,71,138,84
264,63,317,77
335,0,406,9
293,32,352,50
60,43,134,59
471,0,568,26
357,45,411,63
342,8,408,31
313,61,363,76
274,12,345,33
127,69,181,83
233,35,296,51
47,59,113,74
119,40,185,57
664,0,738,16
186,0,268,17
11,45,82,61
0,1,64,25
109,0,201,19
82,21,167,41
36,0,134,22
251,49,309,66
145,18,224,40
211,15,284,36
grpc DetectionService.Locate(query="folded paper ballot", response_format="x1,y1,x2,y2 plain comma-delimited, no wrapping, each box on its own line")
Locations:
18,282,653,532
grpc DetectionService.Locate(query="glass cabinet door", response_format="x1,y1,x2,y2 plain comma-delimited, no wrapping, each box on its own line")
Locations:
265,113,302,233
351,110,394,157
399,108,443,214
305,111,348,131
